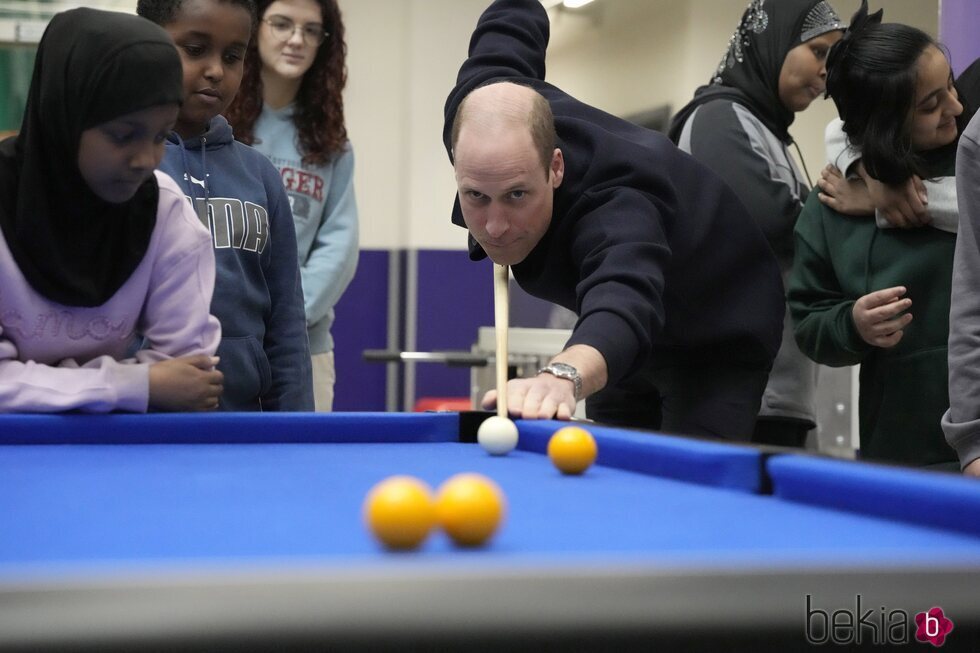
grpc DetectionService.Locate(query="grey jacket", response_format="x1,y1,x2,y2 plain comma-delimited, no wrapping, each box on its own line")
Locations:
942,110,980,469
676,99,817,426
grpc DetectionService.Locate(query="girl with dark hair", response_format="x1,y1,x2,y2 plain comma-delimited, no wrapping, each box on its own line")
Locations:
668,0,844,448
225,0,358,412
138,0,314,413
817,57,980,230
0,8,223,412
788,2,962,468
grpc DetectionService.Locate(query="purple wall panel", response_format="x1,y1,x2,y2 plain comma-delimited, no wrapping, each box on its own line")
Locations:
940,0,980,76
414,251,493,403
333,249,390,411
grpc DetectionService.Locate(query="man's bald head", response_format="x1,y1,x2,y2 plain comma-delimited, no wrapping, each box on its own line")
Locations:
452,82,557,177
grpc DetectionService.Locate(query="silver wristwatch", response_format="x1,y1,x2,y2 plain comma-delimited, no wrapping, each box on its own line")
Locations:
537,362,583,400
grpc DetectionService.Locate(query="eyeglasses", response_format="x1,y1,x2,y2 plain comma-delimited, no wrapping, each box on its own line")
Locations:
262,16,329,47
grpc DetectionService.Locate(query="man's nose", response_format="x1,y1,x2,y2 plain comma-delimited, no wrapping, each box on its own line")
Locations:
485,207,509,238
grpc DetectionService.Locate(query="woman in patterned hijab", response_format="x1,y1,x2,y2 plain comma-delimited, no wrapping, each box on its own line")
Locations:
670,0,844,143
667,1,844,449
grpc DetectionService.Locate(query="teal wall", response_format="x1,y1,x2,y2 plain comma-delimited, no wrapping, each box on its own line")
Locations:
0,46,36,132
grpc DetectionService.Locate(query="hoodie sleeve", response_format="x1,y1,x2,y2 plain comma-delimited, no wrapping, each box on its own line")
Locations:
443,0,550,156
885,177,958,234
0,174,217,413
260,165,315,411
134,174,221,363
300,146,359,328
0,335,148,413
871,177,958,234
826,119,959,234
787,194,872,368
942,117,980,469
562,187,671,384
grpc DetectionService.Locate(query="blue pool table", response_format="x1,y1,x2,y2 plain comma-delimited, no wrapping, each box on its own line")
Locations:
1,411,979,651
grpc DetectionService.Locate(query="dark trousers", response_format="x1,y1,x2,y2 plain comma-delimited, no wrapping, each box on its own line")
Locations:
752,417,812,448
586,363,769,442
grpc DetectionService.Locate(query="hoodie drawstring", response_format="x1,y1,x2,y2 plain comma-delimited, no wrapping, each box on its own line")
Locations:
201,136,209,205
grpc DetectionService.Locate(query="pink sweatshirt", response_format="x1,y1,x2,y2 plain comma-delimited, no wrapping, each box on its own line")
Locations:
0,171,221,412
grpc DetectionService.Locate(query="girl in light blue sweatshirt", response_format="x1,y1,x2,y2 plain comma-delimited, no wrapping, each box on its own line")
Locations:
226,0,359,412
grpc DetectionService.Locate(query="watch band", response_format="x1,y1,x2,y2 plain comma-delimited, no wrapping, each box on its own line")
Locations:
537,362,583,401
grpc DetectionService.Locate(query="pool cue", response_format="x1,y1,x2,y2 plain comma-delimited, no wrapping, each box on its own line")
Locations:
493,263,509,418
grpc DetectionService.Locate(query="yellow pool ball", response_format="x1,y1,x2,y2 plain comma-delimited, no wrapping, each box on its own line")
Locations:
547,426,598,475
363,475,436,550
435,473,506,547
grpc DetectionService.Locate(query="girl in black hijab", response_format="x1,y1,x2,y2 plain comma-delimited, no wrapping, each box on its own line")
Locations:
668,0,844,449
0,8,223,413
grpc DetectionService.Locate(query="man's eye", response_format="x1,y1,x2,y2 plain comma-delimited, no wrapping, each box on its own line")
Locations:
510,190,526,200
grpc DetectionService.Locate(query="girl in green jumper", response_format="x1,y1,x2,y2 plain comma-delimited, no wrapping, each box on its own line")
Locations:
788,3,963,467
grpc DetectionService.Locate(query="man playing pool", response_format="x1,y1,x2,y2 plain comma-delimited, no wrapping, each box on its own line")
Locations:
444,0,784,441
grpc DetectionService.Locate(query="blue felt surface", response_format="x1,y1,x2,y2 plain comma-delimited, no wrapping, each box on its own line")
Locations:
3,413,980,579
3,438,980,575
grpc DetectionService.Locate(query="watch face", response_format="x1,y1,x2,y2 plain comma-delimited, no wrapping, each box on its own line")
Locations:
542,363,582,400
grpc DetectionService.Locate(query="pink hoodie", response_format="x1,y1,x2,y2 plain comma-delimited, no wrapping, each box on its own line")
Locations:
0,171,221,412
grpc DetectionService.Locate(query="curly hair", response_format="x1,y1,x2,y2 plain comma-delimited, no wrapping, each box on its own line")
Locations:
225,0,348,167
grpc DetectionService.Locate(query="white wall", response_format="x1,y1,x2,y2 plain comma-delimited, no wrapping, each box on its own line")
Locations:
341,0,484,250
544,0,939,195
341,0,940,251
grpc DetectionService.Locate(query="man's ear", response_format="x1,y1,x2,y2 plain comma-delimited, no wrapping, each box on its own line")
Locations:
551,148,564,189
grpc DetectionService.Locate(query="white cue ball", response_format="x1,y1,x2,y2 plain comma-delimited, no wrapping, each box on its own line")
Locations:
477,416,519,455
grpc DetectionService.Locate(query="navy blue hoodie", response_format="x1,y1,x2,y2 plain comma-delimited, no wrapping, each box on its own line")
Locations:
160,115,313,411
443,0,784,385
